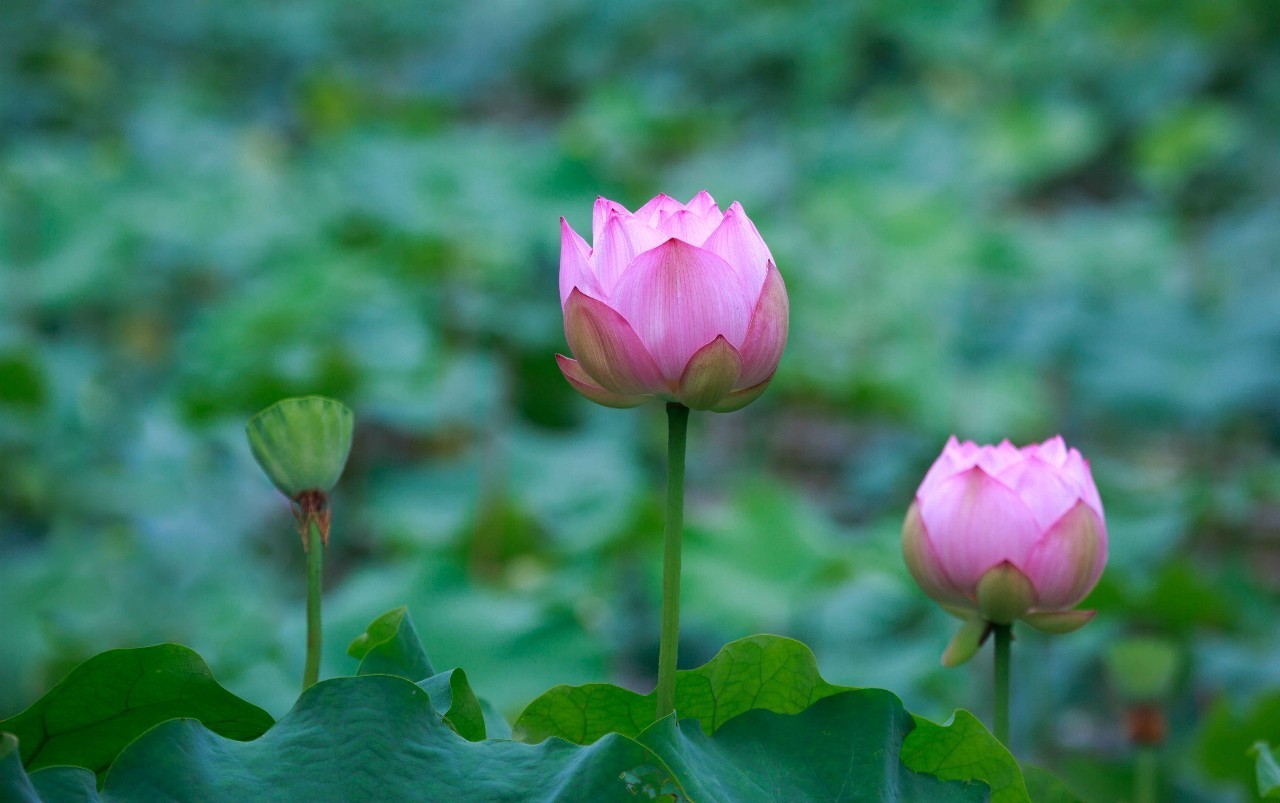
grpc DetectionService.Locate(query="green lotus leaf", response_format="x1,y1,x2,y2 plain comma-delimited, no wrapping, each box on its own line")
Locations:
0,644,273,776
517,633,1030,801
515,634,844,744
636,689,989,802
100,674,663,802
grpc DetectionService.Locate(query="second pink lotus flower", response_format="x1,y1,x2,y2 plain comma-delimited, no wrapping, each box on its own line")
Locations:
556,191,789,411
904,435,1108,639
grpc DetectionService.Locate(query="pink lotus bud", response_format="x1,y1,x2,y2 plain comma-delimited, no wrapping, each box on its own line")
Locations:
903,436,1107,633
556,191,788,412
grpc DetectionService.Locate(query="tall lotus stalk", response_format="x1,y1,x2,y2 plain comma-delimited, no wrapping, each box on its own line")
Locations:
902,436,1107,745
247,396,354,690
1106,637,1180,803
555,192,789,719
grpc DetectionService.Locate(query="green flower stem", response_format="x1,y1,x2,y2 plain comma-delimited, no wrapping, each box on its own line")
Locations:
993,623,1011,746
303,519,324,690
655,402,690,720
1134,746,1157,803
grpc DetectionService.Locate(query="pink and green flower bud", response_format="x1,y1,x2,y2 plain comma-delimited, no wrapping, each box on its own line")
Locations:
903,436,1107,663
555,192,788,412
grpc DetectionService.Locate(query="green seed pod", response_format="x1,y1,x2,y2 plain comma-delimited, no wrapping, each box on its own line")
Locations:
1105,637,1180,702
247,396,354,500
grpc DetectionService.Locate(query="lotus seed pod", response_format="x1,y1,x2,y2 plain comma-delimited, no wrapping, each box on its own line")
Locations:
247,396,354,499
1105,637,1181,702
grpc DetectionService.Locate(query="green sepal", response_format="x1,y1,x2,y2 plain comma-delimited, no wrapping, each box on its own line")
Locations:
1023,609,1095,634
975,562,1036,625
941,603,977,621
677,336,742,410
942,617,992,668
710,376,772,413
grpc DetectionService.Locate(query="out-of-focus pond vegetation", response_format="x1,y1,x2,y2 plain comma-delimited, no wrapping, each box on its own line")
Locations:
2,1,1278,799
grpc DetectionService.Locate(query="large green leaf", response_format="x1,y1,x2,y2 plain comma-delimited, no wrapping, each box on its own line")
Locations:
98,674,664,802
64,673,993,801
516,634,1029,801
636,689,989,802
0,645,273,775
514,634,844,743
348,606,436,681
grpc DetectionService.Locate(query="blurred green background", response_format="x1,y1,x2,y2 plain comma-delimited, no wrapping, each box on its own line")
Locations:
2,0,1279,799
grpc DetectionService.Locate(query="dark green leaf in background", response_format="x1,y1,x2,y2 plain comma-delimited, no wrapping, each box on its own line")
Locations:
0,351,47,410
1199,691,1280,788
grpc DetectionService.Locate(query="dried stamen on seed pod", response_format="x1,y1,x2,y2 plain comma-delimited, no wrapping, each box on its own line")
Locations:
292,490,332,550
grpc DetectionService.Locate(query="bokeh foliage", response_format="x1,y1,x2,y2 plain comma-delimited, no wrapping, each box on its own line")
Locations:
2,0,1279,798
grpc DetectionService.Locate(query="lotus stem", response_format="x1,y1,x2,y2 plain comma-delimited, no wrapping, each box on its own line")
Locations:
993,623,1011,746
1134,746,1158,803
655,402,689,720
303,516,324,690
